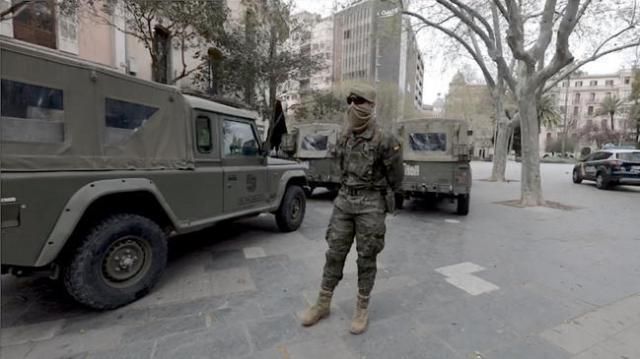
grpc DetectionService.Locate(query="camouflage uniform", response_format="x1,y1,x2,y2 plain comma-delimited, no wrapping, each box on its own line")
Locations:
320,124,403,296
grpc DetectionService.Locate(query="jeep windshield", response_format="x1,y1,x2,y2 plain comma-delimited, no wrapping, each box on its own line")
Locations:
301,134,329,151
617,152,640,162
408,132,447,152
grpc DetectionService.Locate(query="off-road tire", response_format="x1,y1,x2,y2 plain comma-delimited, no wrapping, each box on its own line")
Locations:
456,194,470,216
572,170,583,184
595,172,609,190
276,185,306,232
63,214,167,310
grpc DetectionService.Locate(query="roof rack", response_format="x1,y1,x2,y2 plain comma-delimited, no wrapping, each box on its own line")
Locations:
181,90,254,111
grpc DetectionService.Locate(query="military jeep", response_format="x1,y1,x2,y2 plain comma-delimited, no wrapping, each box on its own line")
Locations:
0,38,307,309
281,123,342,196
395,118,472,215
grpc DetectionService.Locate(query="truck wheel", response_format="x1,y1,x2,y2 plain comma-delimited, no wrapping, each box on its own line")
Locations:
456,194,470,216
63,214,167,310
276,185,306,232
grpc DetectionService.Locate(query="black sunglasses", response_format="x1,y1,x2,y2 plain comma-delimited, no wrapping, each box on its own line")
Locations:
347,95,369,105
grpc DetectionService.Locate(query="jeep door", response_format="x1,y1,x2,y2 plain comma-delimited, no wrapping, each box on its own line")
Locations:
220,118,268,213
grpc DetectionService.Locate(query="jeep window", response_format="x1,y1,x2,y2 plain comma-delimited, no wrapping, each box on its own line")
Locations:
617,152,640,161
195,116,212,153
409,132,447,152
0,79,65,143
105,98,158,145
223,120,259,157
301,134,329,151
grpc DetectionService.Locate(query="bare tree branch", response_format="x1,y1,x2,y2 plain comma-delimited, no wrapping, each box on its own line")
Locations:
531,0,558,60
492,0,508,19
402,10,496,90
435,0,493,48
447,0,495,41
544,40,640,92
504,0,535,64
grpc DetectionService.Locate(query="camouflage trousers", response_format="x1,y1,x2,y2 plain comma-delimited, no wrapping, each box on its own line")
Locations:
320,193,387,296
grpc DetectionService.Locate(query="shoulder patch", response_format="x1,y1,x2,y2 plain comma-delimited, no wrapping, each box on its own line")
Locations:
393,145,401,151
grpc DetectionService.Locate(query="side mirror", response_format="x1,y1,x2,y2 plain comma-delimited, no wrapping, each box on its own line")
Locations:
467,130,474,136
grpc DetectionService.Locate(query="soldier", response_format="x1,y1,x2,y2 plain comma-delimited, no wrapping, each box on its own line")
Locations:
300,83,403,334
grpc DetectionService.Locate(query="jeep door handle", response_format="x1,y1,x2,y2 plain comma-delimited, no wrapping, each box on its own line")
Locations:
228,175,238,181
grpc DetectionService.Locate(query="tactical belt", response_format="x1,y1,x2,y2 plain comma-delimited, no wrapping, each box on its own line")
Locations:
340,185,386,196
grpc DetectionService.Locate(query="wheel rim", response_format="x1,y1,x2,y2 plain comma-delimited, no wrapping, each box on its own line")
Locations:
573,171,578,181
597,175,603,187
102,236,152,288
290,195,302,221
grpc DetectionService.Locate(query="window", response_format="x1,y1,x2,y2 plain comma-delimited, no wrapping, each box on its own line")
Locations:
12,0,56,49
590,93,596,102
601,119,608,129
105,98,158,145
589,80,598,86
617,152,640,161
223,120,259,157
624,77,631,85
409,132,447,152
587,106,594,115
573,106,579,116
1,79,64,143
301,134,329,151
575,81,583,87
152,27,171,83
573,93,581,104
605,80,614,86
344,30,351,39
195,116,212,153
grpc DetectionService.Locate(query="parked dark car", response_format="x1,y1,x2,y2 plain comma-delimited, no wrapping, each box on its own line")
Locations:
573,149,640,189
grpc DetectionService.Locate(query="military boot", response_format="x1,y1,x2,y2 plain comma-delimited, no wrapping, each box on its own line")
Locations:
350,294,370,335
301,289,332,326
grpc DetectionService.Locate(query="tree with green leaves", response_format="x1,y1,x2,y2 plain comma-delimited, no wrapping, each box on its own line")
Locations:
538,95,561,129
293,90,347,124
629,68,640,144
598,95,624,131
83,0,228,84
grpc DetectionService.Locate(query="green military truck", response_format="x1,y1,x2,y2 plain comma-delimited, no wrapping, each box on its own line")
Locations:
0,38,308,309
395,118,473,215
281,123,342,196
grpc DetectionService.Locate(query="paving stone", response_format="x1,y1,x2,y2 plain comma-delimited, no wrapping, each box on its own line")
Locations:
1,319,64,346
81,341,154,359
206,250,247,271
243,247,266,259
154,324,251,359
20,325,126,359
245,313,300,352
122,315,206,343
210,267,257,297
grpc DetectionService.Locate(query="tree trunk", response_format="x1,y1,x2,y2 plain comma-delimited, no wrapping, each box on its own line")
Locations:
490,94,509,182
610,113,615,131
518,87,544,206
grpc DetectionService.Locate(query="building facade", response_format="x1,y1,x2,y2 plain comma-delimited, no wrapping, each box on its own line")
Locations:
444,73,495,160
545,70,633,153
332,0,424,128
280,11,334,114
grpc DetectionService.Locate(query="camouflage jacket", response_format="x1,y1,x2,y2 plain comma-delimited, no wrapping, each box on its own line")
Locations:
337,124,403,193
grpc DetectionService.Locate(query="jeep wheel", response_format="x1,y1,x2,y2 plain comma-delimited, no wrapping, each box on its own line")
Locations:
456,194,470,216
572,170,583,184
275,185,306,232
595,173,609,190
63,214,167,310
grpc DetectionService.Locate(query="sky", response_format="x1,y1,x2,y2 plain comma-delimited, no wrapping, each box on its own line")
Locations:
291,0,634,105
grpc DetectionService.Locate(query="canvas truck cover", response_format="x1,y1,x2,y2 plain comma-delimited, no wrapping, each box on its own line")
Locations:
1,37,196,171
398,118,470,162
295,123,342,159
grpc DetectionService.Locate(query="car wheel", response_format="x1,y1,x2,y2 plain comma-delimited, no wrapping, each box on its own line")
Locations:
595,173,609,190
456,194,470,216
572,170,583,184
63,214,167,310
275,185,306,232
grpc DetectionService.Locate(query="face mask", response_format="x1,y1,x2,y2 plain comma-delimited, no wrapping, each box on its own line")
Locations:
347,102,374,133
